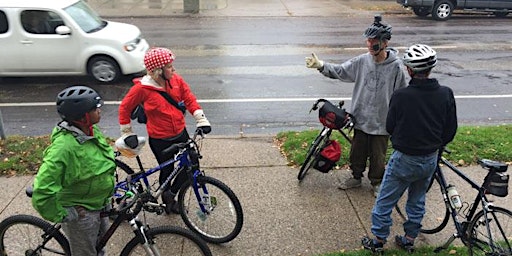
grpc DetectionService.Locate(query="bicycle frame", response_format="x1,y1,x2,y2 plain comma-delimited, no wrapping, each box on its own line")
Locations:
436,158,487,234
114,139,211,214
433,157,505,251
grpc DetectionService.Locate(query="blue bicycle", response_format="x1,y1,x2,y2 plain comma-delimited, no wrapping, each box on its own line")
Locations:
114,131,243,244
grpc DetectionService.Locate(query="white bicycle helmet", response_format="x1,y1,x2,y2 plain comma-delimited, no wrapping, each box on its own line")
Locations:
115,134,147,158
402,44,437,72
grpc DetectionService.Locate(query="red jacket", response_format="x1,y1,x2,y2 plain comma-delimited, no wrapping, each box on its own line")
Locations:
119,74,202,139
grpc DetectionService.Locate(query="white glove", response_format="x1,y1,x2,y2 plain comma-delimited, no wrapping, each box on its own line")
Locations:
305,53,324,69
193,109,211,134
115,134,147,158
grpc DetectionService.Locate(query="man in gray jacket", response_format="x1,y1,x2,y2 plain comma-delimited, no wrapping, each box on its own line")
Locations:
305,15,407,197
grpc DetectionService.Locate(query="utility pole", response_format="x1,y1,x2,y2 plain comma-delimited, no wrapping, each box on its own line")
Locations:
0,109,6,140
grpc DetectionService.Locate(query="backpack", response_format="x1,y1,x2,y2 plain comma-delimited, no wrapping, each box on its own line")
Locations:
313,140,342,173
318,100,349,129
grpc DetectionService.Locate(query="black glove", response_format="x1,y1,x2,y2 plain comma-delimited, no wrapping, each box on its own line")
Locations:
196,126,211,135
124,134,138,149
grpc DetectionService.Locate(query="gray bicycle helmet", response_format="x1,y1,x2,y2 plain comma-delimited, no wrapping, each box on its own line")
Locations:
363,15,392,40
402,44,437,72
56,86,102,121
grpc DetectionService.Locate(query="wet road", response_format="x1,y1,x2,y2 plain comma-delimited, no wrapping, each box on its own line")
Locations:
1,15,511,137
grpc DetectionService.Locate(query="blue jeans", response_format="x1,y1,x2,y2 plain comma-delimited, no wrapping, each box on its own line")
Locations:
371,150,437,241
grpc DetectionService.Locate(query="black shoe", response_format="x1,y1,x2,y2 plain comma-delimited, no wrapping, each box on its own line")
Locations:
395,235,414,253
162,191,180,214
361,236,384,254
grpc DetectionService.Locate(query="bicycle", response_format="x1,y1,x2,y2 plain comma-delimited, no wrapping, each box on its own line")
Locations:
397,149,511,255
114,130,244,244
298,98,354,181
0,175,212,256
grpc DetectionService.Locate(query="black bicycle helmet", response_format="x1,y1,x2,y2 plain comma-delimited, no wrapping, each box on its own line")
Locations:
56,86,102,121
363,15,392,40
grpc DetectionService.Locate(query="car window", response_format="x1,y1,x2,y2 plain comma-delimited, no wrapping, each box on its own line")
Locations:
0,11,8,33
64,1,106,33
21,10,63,34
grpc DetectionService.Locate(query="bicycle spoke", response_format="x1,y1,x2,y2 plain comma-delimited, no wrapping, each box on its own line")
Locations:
468,207,512,256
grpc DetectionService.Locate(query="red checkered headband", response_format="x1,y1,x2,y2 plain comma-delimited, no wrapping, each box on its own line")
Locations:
143,47,175,73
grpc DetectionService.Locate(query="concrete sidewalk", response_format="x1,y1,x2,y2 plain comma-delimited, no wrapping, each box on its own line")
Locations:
86,0,407,17
1,135,511,255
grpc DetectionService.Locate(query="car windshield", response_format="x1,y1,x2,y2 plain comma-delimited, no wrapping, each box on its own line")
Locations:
64,0,107,33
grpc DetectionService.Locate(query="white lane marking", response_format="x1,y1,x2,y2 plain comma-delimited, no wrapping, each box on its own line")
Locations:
1,95,512,107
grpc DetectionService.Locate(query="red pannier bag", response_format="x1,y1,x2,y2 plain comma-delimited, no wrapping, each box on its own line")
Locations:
313,140,342,173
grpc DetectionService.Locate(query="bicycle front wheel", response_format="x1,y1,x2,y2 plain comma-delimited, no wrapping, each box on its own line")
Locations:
178,175,243,244
120,225,212,256
468,206,512,256
297,128,331,181
420,173,450,234
0,214,71,256
395,171,450,234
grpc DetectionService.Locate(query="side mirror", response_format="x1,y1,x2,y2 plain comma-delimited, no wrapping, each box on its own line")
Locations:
55,25,71,35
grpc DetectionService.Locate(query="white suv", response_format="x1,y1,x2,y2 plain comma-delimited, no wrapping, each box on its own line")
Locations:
0,0,149,82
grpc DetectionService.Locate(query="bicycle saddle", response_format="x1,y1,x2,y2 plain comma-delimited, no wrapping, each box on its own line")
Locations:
478,159,508,172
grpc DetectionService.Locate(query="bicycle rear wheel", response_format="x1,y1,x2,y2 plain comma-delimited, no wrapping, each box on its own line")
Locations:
468,206,512,256
120,225,212,256
297,128,331,181
0,214,71,256
178,175,243,244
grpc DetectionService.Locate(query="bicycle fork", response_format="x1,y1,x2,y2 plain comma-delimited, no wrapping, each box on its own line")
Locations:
129,217,160,256
191,170,216,221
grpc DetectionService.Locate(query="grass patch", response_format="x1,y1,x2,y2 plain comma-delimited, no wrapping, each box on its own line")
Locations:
276,124,512,168
0,135,50,176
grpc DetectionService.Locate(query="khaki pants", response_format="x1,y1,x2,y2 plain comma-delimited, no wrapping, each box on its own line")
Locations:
349,129,389,186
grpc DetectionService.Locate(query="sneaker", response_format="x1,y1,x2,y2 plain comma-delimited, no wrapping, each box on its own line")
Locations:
162,191,180,214
372,183,381,198
361,236,384,254
337,177,362,190
395,235,414,253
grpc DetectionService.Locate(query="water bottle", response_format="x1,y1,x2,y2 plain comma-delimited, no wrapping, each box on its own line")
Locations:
447,184,462,209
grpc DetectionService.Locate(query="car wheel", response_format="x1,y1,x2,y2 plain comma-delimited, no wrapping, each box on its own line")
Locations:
493,11,509,17
432,0,454,21
413,7,430,17
88,56,121,83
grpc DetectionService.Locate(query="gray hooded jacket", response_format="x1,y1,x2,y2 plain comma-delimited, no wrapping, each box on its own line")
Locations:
321,48,407,135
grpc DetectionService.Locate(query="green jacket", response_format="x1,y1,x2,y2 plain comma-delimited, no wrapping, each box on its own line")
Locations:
32,122,116,223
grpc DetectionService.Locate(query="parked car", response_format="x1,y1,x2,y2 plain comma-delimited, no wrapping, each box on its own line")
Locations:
396,0,511,21
0,0,149,83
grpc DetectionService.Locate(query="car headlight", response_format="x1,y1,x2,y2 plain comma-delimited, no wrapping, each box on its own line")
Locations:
124,38,141,52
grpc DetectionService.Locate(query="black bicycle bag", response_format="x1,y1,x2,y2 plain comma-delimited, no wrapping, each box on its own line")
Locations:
318,100,349,130
313,140,341,173
484,172,509,197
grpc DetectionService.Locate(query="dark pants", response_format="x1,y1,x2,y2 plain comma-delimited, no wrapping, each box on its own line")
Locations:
149,129,189,194
349,129,389,185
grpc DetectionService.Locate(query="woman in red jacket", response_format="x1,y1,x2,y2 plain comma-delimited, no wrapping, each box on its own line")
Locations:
118,47,211,214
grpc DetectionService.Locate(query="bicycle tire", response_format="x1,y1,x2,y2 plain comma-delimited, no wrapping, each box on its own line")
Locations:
297,128,331,181
467,206,512,256
178,175,244,244
116,159,135,175
395,171,450,234
120,225,212,256
419,173,450,234
0,214,71,256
